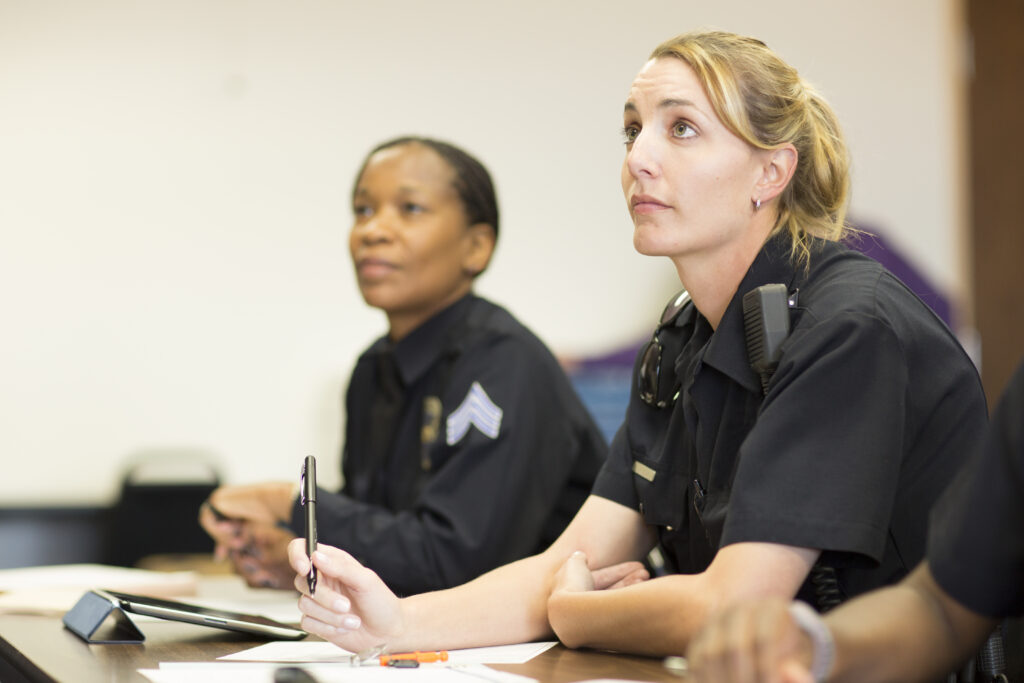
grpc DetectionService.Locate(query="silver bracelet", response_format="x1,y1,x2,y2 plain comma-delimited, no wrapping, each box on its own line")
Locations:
788,601,835,682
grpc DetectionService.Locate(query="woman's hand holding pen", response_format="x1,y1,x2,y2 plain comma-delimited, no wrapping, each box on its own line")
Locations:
288,539,405,653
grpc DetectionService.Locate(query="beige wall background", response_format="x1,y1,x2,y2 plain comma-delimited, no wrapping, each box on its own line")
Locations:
0,0,968,504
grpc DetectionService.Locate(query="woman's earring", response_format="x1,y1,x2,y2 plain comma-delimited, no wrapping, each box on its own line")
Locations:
753,198,762,210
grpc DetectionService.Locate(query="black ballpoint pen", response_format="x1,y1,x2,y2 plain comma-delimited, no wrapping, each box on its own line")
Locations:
301,455,318,594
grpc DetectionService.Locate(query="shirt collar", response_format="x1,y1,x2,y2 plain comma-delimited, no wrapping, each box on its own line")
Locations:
367,293,476,388
702,234,799,394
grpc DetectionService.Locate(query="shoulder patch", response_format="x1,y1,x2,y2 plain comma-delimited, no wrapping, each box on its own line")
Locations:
446,381,503,445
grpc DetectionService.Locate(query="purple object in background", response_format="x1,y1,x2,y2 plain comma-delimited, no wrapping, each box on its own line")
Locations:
845,227,955,330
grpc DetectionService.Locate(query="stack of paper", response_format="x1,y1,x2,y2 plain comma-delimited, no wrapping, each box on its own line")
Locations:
0,563,197,615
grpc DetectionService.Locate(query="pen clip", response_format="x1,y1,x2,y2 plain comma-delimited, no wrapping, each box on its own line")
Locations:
300,456,317,506
300,462,308,506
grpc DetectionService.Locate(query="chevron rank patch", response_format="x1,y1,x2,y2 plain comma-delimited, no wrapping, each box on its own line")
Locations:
446,381,503,445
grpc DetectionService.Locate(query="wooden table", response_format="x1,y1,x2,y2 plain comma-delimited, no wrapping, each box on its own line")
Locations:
0,613,685,682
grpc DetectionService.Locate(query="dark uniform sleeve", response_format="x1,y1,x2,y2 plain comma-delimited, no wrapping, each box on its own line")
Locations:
721,311,909,562
292,334,603,596
591,422,640,509
929,361,1024,618
591,344,644,510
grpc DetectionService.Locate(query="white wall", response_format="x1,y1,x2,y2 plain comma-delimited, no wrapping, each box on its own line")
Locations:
0,0,968,505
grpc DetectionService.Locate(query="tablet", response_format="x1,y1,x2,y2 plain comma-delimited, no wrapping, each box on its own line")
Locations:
96,588,308,640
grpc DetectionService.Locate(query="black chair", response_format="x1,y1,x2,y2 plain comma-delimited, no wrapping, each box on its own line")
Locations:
104,449,221,568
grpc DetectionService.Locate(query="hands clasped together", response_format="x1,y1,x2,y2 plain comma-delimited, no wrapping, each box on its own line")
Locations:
198,482,297,589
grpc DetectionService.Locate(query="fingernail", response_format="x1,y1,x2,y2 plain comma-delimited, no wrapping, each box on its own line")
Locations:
333,597,350,612
342,615,361,629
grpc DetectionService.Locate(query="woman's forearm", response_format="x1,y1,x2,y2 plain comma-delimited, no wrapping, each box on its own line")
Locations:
549,541,819,657
548,573,710,656
397,550,567,650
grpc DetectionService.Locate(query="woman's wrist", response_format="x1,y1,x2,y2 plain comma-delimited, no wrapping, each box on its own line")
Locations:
546,588,576,642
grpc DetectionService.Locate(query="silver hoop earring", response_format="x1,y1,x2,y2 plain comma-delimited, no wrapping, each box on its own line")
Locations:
754,198,762,210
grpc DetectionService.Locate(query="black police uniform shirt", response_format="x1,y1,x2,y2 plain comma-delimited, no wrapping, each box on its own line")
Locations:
288,293,606,596
591,233,988,605
929,358,1024,618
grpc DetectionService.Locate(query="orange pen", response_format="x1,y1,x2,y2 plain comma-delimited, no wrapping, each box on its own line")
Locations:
378,651,449,666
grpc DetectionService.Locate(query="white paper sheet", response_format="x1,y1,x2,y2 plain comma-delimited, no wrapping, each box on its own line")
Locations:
0,563,196,593
217,641,556,665
141,662,537,682
0,564,197,615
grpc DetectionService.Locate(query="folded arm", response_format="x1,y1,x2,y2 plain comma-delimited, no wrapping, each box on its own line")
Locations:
548,541,819,657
